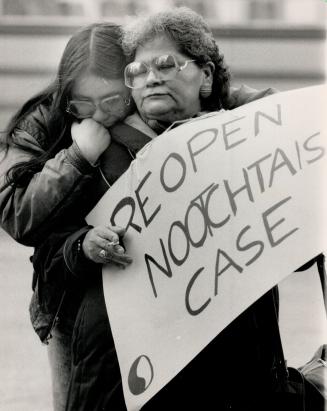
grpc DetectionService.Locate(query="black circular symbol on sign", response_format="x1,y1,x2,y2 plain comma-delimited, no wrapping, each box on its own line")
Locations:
128,355,154,395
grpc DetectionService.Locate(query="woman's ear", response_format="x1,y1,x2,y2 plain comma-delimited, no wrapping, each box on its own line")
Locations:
200,62,215,98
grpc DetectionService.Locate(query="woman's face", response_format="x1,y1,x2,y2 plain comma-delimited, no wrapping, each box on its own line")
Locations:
70,73,130,127
131,35,213,124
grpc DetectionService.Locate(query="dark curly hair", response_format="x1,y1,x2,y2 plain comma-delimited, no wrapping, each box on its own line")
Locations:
122,7,230,112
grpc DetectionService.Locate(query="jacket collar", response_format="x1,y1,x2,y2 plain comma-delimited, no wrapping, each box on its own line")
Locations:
109,112,156,154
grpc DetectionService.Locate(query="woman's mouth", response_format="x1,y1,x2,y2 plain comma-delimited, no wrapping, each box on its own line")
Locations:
146,94,165,98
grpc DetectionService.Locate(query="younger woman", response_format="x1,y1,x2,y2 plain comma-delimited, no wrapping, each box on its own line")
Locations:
0,23,133,411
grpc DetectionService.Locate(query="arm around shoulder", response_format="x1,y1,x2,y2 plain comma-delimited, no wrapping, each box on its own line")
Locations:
228,84,279,109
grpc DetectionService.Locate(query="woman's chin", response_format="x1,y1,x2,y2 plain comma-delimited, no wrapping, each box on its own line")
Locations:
141,101,174,118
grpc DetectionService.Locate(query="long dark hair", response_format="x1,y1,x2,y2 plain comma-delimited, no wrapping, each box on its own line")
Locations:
0,22,127,189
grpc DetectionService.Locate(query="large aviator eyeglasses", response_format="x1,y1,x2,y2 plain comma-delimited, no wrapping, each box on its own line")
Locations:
124,54,196,89
66,94,131,119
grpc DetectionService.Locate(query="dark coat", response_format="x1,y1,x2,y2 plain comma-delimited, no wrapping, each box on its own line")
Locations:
0,86,283,407
66,275,280,411
29,121,152,343
0,85,277,343
0,100,152,342
58,117,281,410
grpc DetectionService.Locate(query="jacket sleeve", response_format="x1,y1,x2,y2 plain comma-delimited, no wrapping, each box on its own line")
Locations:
33,224,100,285
228,84,278,109
0,115,97,246
63,226,101,278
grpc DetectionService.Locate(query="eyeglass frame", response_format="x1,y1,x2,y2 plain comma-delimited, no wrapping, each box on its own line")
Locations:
66,94,131,119
124,54,197,89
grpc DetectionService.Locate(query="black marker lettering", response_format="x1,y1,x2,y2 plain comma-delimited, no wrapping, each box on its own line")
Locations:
224,168,254,216
160,152,186,192
144,239,173,298
187,128,218,172
185,267,211,316
222,116,246,150
262,196,299,247
254,104,282,137
168,221,190,266
236,225,265,266
304,132,325,164
110,197,142,233
247,153,272,193
269,148,297,188
214,248,243,295
135,171,161,228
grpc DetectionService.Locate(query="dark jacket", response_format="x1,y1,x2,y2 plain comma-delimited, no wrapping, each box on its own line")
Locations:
0,85,276,246
56,104,283,410
36,133,279,410
66,258,325,411
0,101,153,342
66,274,280,411
33,121,153,342
0,85,277,344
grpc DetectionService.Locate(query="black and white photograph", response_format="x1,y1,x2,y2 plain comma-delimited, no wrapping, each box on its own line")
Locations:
0,1,326,410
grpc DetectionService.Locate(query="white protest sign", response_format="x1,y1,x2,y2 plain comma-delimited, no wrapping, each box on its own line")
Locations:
87,85,327,411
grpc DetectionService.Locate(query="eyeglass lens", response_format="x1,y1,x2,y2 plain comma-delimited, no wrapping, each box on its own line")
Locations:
68,95,126,118
125,55,180,89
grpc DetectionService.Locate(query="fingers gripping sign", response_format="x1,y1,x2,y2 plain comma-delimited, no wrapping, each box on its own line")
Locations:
82,225,133,267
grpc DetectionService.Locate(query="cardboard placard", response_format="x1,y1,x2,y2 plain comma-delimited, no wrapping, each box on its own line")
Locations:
87,85,327,410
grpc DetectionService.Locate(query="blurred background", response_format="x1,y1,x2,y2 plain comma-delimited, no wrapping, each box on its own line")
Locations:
0,0,326,410
0,0,326,128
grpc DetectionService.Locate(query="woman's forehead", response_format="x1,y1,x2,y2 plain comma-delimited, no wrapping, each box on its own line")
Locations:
134,35,185,61
72,73,126,99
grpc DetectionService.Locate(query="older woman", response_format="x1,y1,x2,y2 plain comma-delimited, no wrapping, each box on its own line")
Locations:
44,8,280,411
122,9,230,129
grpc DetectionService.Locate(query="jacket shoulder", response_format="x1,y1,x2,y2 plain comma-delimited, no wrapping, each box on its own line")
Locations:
15,103,51,149
228,85,278,109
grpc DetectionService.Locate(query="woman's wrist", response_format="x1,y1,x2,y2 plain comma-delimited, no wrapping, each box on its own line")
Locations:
63,226,97,276
67,142,98,172
70,141,100,167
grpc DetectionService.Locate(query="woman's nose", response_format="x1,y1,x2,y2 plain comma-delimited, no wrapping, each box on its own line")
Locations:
145,68,163,86
92,107,107,124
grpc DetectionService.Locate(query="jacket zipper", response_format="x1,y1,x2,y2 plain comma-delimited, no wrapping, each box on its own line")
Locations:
43,290,67,345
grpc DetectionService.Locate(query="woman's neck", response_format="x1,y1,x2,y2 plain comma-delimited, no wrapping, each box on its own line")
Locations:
144,118,172,134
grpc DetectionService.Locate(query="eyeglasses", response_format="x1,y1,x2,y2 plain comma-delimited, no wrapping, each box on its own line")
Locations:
66,95,130,119
124,54,196,89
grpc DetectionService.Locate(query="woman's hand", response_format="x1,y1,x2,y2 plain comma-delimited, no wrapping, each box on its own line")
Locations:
71,119,111,165
82,225,133,267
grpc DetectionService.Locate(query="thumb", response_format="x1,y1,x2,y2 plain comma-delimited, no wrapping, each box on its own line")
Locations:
110,225,126,237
